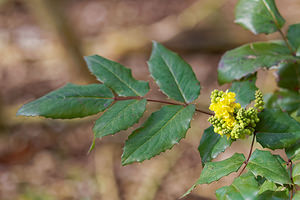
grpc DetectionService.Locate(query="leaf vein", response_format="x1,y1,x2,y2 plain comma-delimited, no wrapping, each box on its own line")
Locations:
89,56,142,96
123,106,186,162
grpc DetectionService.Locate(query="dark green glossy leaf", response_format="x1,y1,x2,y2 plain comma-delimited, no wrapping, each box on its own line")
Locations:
256,109,300,149
148,42,200,103
264,90,300,117
121,104,195,165
184,153,245,196
235,0,285,34
293,162,300,185
198,126,232,166
277,63,300,91
93,99,147,138
287,23,300,50
17,83,114,119
218,42,297,84
215,172,259,200
84,55,149,97
246,149,291,184
257,190,289,200
229,74,258,107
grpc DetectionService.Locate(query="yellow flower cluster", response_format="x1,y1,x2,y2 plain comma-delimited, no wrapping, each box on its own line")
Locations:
208,89,263,139
209,90,241,129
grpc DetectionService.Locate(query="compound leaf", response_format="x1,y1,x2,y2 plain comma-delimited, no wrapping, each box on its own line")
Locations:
198,126,232,166
121,104,195,165
93,99,147,138
85,55,149,97
215,172,259,200
148,42,200,103
184,153,245,197
235,0,285,34
246,149,291,184
218,42,297,84
256,109,300,149
229,74,258,107
17,83,114,119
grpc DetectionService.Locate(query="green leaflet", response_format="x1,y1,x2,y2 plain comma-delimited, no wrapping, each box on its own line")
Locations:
198,126,232,166
264,89,300,116
287,23,300,50
256,190,289,200
121,104,195,165
277,63,300,92
229,74,258,107
246,149,291,184
84,55,149,97
17,83,114,119
292,162,300,185
148,42,200,103
286,142,300,162
184,153,245,197
218,42,296,84
256,109,300,149
235,0,285,34
258,180,277,194
273,154,286,166
93,99,147,138
215,173,259,200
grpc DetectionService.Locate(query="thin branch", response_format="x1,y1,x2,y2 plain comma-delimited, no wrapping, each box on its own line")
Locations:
238,132,256,177
114,96,213,116
114,96,142,101
262,0,296,56
145,98,184,106
277,28,296,56
195,108,214,116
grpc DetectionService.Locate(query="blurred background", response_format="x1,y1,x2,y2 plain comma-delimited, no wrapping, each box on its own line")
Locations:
0,0,299,199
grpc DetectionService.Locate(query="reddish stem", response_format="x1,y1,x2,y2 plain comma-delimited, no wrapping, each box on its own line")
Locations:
238,132,256,177
114,96,213,116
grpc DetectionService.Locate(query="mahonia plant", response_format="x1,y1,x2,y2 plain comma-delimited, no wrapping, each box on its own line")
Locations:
17,0,300,199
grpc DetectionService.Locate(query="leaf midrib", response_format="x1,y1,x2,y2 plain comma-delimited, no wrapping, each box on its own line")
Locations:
123,106,186,163
89,56,142,96
261,0,280,28
159,52,188,103
44,95,114,100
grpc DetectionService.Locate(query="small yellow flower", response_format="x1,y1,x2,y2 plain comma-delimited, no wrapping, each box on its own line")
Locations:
208,89,263,139
209,90,241,129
